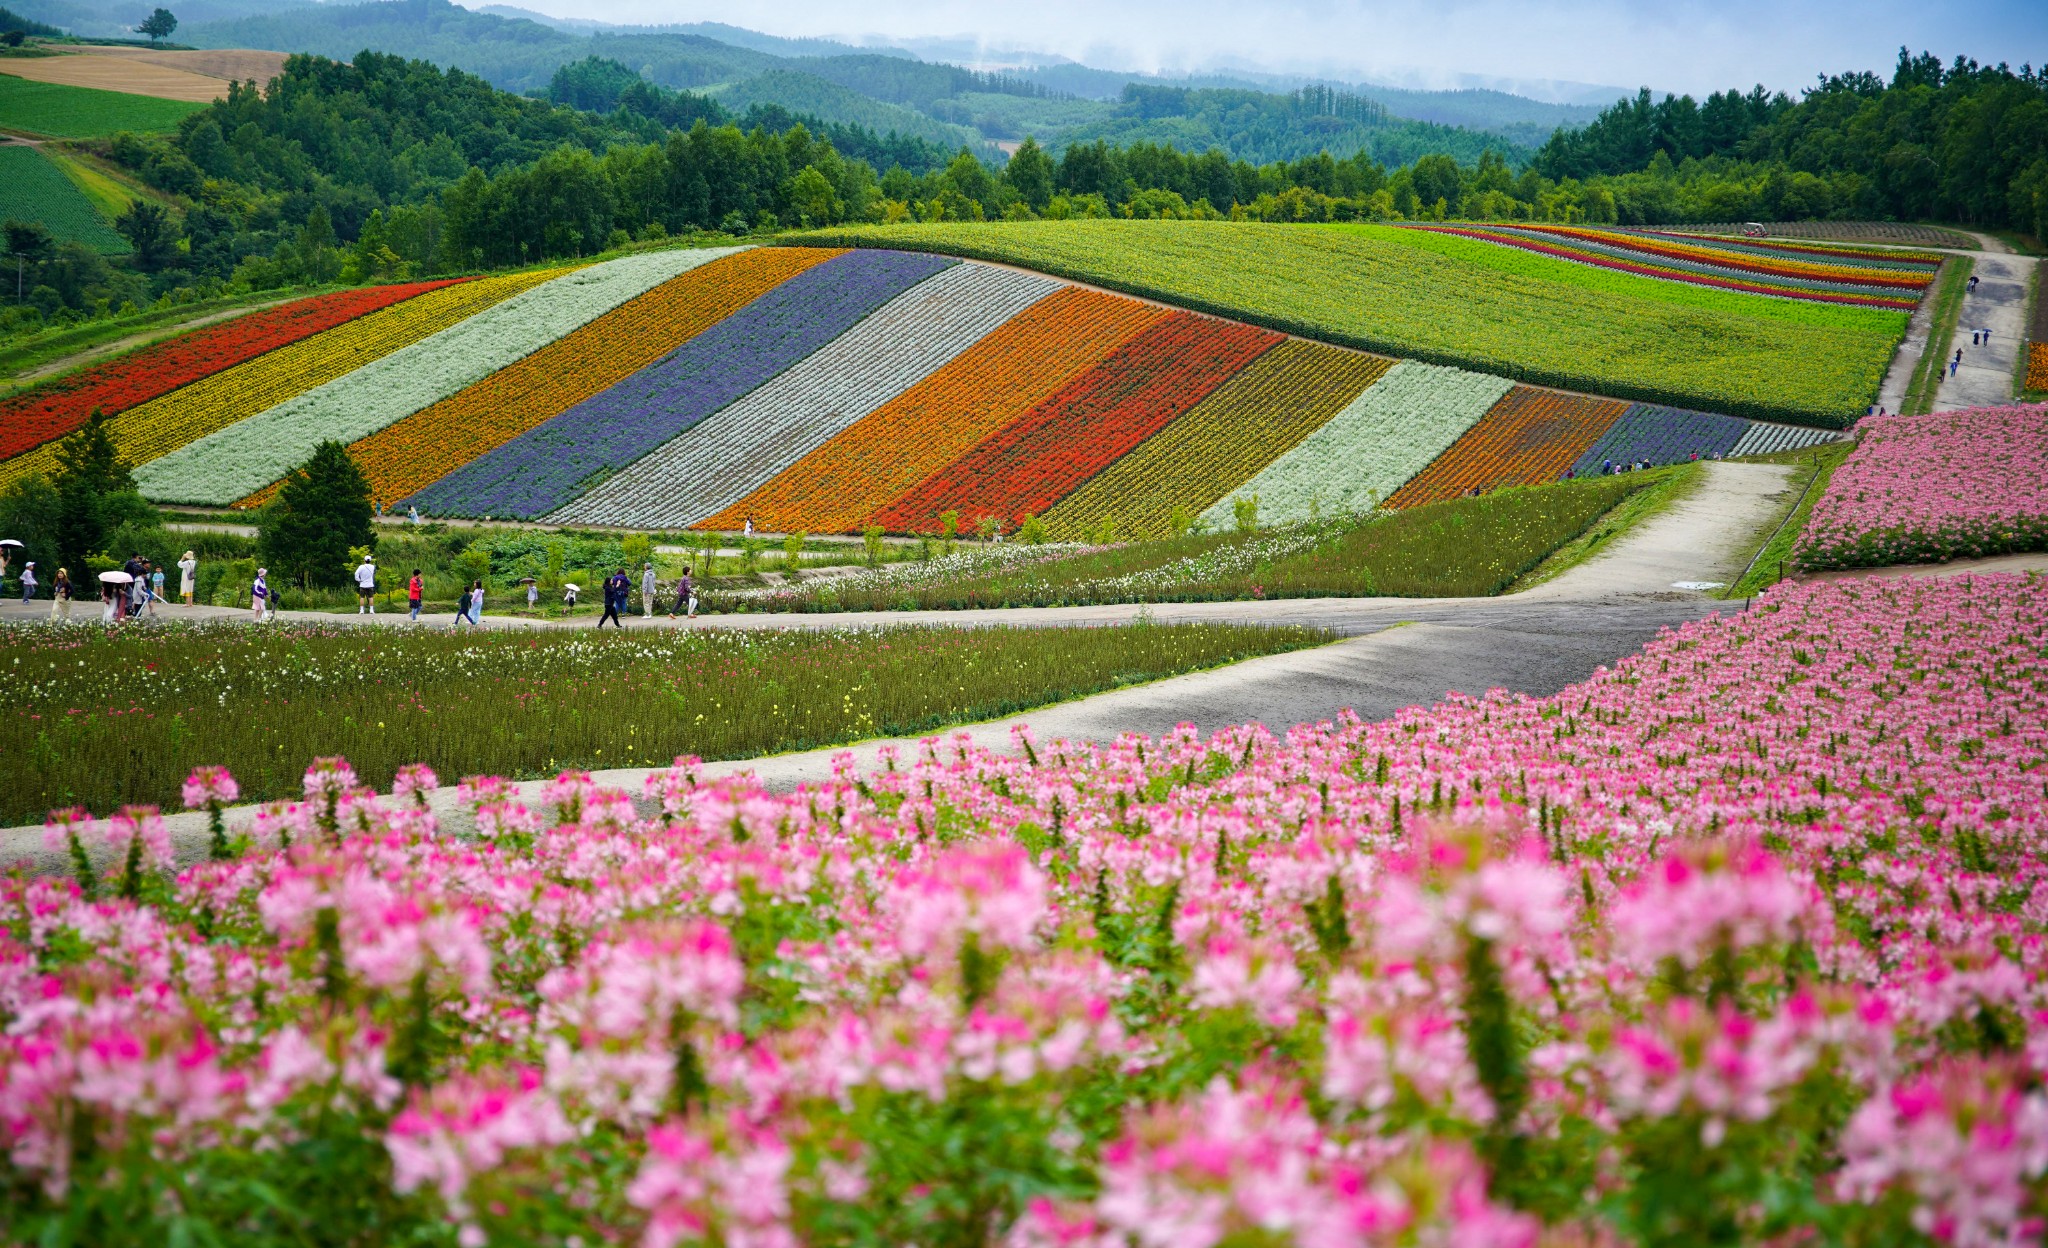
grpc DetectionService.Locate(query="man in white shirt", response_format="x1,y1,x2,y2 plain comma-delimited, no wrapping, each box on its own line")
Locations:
355,556,377,614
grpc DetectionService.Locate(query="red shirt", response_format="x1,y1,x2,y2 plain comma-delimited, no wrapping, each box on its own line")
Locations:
408,575,422,600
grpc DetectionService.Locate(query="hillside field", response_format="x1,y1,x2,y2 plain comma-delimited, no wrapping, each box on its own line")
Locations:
0,143,130,253
797,220,1913,426
0,235,1863,534
0,71,203,136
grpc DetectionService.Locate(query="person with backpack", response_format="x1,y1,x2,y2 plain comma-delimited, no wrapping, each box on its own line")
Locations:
178,550,197,606
598,569,628,629
251,569,271,622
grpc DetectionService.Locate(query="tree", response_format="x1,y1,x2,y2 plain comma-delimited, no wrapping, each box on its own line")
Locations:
1003,137,1055,212
48,407,155,572
3,218,53,301
259,442,374,590
137,7,176,43
114,200,176,271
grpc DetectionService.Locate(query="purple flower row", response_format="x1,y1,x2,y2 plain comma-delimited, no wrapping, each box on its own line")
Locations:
1570,402,1748,475
404,249,957,519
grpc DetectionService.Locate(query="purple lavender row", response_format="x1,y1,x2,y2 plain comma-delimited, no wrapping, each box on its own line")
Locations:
1569,402,1748,476
403,249,957,519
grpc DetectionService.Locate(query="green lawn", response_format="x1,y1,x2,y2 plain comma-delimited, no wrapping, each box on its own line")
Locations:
793,220,1904,426
0,144,129,253
0,72,202,137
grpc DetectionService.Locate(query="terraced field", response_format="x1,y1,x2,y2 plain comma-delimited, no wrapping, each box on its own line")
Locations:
0,240,1855,533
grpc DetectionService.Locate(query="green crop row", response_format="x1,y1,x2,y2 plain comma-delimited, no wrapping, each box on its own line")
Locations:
0,73,202,138
795,220,1903,427
0,144,130,254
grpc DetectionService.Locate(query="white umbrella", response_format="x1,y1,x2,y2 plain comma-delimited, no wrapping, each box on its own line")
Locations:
98,570,134,584
562,583,581,593
0,539,23,549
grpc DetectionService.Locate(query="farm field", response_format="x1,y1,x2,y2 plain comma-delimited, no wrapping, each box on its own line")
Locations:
0,72,203,136
0,243,1851,534
796,220,1914,426
0,143,129,254
5,571,2042,1246
0,619,1328,824
0,46,286,103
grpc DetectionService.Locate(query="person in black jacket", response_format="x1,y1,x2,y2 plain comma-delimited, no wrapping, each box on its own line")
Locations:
598,569,628,629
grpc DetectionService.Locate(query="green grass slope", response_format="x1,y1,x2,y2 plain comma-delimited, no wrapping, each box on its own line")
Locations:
795,220,1904,426
0,143,129,252
0,73,203,137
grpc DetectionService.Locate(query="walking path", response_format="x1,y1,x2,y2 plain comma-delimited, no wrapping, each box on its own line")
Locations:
1936,238,2028,411
2,462,1802,871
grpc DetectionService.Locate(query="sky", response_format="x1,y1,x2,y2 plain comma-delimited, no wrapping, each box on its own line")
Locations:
497,0,2047,98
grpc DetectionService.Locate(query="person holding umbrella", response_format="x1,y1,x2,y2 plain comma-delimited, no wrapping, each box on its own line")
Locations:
98,569,132,624
522,577,538,611
0,538,21,592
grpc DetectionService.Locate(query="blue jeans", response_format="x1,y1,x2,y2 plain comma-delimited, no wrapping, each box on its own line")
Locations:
409,599,421,621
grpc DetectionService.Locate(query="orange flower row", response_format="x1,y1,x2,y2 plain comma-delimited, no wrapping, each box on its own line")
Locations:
704,285,1166,534
1042,339,1392,540
239,249,840,509
1386,385,1628,509
2027,342,2048,393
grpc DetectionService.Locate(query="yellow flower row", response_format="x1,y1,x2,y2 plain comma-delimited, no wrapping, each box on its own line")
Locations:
0,268,570,493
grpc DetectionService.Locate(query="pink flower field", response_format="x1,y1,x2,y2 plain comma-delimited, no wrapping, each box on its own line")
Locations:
1797,403,2048,570
5,574,2047,1246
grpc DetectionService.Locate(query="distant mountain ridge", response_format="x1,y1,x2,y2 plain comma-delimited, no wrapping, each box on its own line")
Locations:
13,0,1599,166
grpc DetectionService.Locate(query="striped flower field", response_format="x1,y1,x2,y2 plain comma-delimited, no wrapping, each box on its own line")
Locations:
0,240,1854,533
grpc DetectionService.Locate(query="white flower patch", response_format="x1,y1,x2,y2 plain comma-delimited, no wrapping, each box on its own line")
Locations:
135,247,747,505
1200,360,1512,529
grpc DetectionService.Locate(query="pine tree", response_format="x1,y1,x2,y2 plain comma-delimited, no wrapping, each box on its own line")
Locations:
260,442,375,590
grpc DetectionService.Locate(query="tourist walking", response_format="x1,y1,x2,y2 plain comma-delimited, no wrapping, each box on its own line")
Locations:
148,563,164,616
640,562,656,619
355,554,378,615
18,561,34,603
408,569,423,622
130,562,149,619
101,581,119,625
50,568,71,623
598,569,627,629
467,580,484,626
669,565,695,620
178,550,197,605
453,582,473,628
526,580,538,610
251,568,271,622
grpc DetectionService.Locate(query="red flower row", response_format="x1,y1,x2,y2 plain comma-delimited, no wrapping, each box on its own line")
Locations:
0,279,466,462
875,312,1280,532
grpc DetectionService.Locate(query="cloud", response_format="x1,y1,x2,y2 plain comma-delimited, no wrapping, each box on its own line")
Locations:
510,0,2047,97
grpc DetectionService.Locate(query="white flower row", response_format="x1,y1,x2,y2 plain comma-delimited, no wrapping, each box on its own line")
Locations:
1201,360,1513,529
1729,420,1841,457
135,247,747,505
549,262,1062,529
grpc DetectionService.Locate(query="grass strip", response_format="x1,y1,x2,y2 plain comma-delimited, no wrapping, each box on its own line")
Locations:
1901,256,1973,415
729,474,1640,611
0,619,1330,824
1722,440,1854,598
1505,464,1693,593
